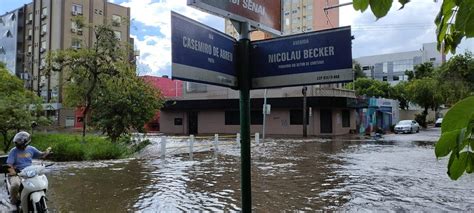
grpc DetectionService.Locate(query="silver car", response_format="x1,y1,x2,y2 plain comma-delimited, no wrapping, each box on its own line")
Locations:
394,120,420,134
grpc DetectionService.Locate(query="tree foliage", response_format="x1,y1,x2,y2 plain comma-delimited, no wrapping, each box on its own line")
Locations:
91,66,164,143
346,78,394,98
49,25,123,141
406,77,443,127
405,62,435,81
353,60,367,80
0,64,49,152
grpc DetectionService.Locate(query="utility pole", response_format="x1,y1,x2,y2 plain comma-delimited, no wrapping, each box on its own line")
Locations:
302,86,308,137
237,21,252,212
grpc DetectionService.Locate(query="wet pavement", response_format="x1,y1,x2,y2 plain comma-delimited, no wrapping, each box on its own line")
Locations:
3,128,473,212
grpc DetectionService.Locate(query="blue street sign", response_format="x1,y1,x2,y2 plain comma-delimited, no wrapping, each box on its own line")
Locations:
250,26,353,89
171,11,237,88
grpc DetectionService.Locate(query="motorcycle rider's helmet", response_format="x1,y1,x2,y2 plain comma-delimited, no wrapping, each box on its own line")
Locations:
13,131,31,148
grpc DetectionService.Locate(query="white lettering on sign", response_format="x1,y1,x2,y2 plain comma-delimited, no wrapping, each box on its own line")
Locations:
267,46,335,64
228,0,266,16
182,36,233,62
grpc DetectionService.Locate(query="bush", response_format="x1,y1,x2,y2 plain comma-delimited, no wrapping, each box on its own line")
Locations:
31,133,129,161
415,113,427,128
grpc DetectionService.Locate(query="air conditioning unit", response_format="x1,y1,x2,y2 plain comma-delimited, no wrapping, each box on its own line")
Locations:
41,31,46,36
71,28,77,33
27,35,32,40
27,19,32,24
40,48,46,53
41,14,47,19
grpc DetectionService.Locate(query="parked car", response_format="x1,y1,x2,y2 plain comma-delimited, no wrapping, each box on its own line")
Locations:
435,118,443,127
394,120,420,134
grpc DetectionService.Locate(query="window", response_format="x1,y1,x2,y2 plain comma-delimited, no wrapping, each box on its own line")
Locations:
71,38,81,49
393,75,400,81
251,111,263,125
28,13,33,22
40,41,46,52
4,30,12,38
72,4,83,15
186,82,207,93
112,15,121,27
28,29,32,36
342,110,350,128
225,111,240,125
430,57,436,61
40,58,46,69
174,118,183,126
41,24,47,35
114,31,121,41
27,45,32,54
290,109,309,125
382,76,388,81
41,7,47,18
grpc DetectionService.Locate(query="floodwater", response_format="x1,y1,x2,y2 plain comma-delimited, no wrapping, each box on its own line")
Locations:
3,135,474,211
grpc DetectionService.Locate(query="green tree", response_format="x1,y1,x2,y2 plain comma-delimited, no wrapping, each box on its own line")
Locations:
49,25,122,142
406,77,443,127
346,78,394,98
353,60,367,80
405,62,435,81
91,66,164,143
0,64,49,152
392,81,410,110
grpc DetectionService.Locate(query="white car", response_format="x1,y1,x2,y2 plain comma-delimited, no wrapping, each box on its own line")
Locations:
435,118,443,127
394,120,420,134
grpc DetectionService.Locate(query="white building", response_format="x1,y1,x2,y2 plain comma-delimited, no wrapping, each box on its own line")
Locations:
355,42,445,85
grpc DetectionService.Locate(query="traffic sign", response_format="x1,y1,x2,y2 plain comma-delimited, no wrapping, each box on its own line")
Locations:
171,11,237,88
187,0,282,35
250,26,353,89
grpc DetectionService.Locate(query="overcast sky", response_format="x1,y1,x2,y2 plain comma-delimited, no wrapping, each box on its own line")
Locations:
1,0,473,77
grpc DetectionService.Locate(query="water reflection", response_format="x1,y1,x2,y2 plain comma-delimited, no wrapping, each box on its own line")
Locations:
37,138,474,211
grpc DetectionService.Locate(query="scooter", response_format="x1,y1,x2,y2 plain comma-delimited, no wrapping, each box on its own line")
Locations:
1,158,52,213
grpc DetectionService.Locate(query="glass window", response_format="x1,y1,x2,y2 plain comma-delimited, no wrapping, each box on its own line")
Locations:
186,82,207,93
383,76,388,81
290,109,309,125
393,76,400,81
28,45,32,53
225,111,240,125
342,110,350,128
174,118,182,126
71,38,81,49
41,41,46,49
114,31,121,41
42,7,47,16
41,24,47,34
28,13,33,22
72,4,83,15
112,15,121,26
251,111,263,125
383,62,388,73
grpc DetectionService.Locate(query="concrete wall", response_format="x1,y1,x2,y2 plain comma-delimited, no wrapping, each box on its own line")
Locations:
160,108,356,136
399,109,449,123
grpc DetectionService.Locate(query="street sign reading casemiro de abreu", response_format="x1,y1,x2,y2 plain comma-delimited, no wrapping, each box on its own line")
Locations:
187,0,282,35
171,12,237,88
250,26,353,89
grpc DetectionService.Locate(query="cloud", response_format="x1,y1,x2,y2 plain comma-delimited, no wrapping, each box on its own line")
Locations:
120,0,224,76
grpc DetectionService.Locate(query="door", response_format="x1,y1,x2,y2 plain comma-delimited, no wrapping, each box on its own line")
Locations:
320,109,333,134
188,112,198,135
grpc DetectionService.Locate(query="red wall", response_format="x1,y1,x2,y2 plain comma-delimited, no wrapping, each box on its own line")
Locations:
141,76,183,132
74,76,182,132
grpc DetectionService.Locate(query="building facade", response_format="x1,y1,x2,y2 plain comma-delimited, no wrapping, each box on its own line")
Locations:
159,0,364,136
354,42,445,85
0,0,131,127
0,8,25,76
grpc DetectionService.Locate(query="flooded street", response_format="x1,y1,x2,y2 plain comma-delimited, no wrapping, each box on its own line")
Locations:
3,129,474,211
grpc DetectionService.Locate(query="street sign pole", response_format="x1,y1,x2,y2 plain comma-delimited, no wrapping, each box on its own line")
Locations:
238,21,252,212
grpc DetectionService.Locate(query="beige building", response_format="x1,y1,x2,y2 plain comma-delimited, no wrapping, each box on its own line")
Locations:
14,0,131,126
160,0,364,136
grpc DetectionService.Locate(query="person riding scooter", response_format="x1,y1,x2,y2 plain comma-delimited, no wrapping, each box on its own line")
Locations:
6,131,51,206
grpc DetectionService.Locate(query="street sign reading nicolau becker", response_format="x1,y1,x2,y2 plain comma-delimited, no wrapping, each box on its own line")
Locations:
187,0,282,35
171,12,238,88
250,26,353,89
